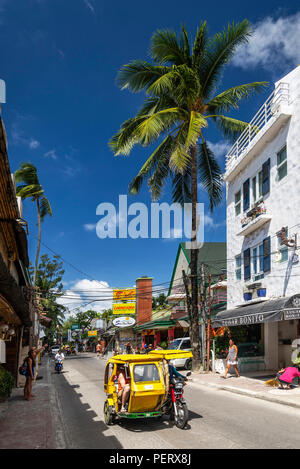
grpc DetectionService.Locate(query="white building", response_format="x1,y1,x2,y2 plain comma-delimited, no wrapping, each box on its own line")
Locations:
213,65,300,371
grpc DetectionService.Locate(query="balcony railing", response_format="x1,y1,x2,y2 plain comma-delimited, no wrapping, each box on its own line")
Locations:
226,82,289,172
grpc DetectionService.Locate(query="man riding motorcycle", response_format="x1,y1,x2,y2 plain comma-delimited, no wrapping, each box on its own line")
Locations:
54,350,65,372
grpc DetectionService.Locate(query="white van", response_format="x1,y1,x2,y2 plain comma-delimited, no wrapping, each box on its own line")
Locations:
168,337,192,369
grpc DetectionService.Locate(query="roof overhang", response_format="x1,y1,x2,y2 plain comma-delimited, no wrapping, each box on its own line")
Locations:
212,294,300,327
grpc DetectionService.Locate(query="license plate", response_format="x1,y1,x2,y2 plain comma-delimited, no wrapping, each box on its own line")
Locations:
144,385,153,390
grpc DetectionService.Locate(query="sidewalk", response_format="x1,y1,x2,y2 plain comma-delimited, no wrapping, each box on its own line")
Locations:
0,356,62,449
189,370,300,409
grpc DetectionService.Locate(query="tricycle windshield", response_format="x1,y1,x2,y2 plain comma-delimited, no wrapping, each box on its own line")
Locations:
133,364,160,382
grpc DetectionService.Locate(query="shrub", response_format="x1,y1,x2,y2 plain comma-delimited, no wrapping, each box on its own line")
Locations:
0,365,14,400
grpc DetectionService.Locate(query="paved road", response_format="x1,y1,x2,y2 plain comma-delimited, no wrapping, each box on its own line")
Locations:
50,353,300,449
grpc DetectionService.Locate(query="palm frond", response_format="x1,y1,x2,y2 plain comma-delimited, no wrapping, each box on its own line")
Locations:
180,26,192,67
198,140,223,211
116,61,170,92
192,21,208,69
134,108,186,146
129,135,175,195
215,115,250,142
40,196,53,220
148,152,171,201
109,116,147,155
200,20,252,99
16,184,44,200
185,111,207,150
136,96,179,117
150,29,186,65
172,169,192,205
15,162,39,186
207,81,268,113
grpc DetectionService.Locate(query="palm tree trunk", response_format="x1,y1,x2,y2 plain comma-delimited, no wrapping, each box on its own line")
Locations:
190,144,201,371
33,198,41,286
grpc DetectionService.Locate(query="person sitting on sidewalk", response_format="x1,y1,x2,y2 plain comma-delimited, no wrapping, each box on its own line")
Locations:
277,365,300,389
222,339,240,379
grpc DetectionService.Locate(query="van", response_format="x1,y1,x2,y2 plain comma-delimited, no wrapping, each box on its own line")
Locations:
167,337,192,369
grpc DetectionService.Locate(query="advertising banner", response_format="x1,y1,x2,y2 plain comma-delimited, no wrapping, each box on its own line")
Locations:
113,303,136,315
113,288,136,301
88,330,98,337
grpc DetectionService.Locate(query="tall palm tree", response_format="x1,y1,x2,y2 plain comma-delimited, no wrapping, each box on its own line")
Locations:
109,20,268,369
15,162,52,285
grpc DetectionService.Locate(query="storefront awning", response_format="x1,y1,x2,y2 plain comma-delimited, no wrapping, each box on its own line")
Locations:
212,294,300,327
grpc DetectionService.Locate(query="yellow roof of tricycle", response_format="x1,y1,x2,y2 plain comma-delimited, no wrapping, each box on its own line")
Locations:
106,350,192,364
148,350,193,360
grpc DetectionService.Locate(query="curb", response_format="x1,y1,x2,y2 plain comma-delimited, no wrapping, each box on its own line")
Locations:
189,379,300,410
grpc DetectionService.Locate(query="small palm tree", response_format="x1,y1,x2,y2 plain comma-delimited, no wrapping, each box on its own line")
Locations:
15,162,52,285
110,20,268,369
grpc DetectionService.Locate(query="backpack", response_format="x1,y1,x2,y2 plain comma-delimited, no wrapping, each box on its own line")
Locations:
19,359,28,376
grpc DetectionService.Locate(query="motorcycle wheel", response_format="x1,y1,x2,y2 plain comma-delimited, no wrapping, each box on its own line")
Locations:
104,400,115,426
174,401,188,429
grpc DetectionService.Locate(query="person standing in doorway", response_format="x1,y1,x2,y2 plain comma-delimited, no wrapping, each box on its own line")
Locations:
222,339,240,379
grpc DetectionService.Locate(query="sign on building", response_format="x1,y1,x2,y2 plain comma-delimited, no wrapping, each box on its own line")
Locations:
88,330,98,337
113,303,136,315
113,288,136,301
71,324,80,330
113,316,136,328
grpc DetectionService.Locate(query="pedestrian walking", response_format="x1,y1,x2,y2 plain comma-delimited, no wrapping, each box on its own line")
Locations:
125,342,133,354
222,339,240,379
96,342,101,358
24,348,36,401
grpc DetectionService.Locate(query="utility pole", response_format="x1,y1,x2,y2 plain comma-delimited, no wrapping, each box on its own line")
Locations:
206,273,211,371
200,263,206,369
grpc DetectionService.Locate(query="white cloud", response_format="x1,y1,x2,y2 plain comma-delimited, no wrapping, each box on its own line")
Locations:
29,138,40,149
204,214,226,230
57,279,113,317
44,149,58,160
206,140,230,160
232,13,300,71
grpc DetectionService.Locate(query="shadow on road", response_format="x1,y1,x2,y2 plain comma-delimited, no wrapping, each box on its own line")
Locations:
53,366,122,449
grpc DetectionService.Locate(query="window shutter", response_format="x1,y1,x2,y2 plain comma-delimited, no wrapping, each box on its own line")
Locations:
262,158,270,195
263,236,271,272
244,248,251,280
243,179,250,211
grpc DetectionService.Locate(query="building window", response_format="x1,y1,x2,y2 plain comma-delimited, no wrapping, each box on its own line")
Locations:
277,227,288,262
235,255,242,280
277,145,287,181
252,244,264,276
235,191,241,216
243,179,250,212
252,171,263,204
262,158,271,195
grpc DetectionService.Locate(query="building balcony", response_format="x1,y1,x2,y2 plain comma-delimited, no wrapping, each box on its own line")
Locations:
225,82,291,182
238,213,272,236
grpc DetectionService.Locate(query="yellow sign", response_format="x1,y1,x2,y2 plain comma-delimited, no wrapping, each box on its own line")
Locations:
113,303,136,315
113,288,136,301
88,330,97,337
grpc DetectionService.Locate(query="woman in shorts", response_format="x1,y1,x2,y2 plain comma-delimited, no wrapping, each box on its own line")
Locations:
222,339,240,379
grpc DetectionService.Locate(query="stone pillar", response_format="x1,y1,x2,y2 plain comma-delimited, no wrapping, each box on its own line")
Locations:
264,322,278,370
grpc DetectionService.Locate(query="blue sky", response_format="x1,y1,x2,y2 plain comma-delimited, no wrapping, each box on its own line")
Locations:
1,0,299,313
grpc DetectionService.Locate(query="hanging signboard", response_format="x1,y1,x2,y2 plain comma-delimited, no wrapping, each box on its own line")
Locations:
71,324,80,330
113,303,136,315
88,330,98,337
113,288,136,301
113,316,136,328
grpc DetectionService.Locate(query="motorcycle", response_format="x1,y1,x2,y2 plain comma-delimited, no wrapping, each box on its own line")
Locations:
162,371,191,429
55,358,63,373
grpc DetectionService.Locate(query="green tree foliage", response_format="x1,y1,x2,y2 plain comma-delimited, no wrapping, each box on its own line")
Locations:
33,254,66,343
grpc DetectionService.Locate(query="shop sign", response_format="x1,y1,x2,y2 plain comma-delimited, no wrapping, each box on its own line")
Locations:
88,330,98,337
71,324,80,330
284,309,300,320
113,288,136,301
221,314,265,326
113,317,136,328
113,303,136,315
